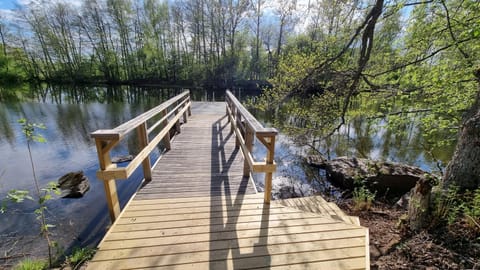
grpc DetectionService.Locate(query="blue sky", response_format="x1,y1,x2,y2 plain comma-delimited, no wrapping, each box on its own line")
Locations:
0,0,18,10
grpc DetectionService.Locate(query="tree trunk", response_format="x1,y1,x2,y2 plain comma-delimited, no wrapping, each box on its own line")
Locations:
408,71,480,231
442,69,480,191
408,177,432,231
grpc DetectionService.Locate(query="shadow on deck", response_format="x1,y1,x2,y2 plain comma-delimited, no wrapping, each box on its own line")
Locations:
88,94,369,269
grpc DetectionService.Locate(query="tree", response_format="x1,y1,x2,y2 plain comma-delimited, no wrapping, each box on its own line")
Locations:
254,0,480,231
273,0,297,57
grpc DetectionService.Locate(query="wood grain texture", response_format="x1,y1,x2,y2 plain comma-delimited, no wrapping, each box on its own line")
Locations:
135,112,257,200
88,102,369,270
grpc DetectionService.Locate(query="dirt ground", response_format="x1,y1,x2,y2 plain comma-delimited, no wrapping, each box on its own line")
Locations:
338,200,480,269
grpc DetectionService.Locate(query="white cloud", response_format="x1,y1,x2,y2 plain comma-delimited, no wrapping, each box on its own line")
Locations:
0,9,16,21
17,0,83,8
261,0,313,34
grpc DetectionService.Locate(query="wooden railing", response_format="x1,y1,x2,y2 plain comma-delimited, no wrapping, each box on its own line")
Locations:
225,90,278,203
91,90,191,222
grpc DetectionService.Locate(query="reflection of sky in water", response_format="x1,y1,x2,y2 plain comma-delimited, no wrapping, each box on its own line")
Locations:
0,87,178,258
251,108,454,199
0,86,454,258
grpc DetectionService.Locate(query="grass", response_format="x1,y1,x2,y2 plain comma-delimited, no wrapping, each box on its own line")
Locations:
353,185,376,211
66,247,96,269
14,259,47,270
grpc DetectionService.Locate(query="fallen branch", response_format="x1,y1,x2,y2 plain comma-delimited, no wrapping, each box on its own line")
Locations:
1,253,29,261
465,214,480,229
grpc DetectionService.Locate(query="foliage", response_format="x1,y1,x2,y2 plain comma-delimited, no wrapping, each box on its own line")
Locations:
13,258,47,270
0,0,275,85
463,188,480,229
431,185,462,226
0,45,27,85
352,185,376,211
66,247,96,269
429,186,480,230
16,118,61,267
252,0,480,177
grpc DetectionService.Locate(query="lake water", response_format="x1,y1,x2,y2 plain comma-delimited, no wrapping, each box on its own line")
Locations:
0,85,454,264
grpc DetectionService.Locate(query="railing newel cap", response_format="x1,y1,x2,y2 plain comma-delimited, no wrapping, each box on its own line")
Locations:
90,129,121,140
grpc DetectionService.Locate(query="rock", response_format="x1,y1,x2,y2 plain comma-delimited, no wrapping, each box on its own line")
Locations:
395,191,411,209
111,154,134,163
370,244,382,259
57,171,90,198
308,156,437,195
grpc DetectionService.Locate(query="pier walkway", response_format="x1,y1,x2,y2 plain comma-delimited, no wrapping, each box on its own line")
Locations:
88,91,369,269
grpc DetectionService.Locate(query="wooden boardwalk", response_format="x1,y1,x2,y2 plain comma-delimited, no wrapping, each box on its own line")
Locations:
88,100,369,269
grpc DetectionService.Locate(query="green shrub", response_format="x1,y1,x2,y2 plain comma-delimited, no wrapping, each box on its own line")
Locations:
463,188,480,229
67,247,96,268
353,186,376,211
14,258,47,270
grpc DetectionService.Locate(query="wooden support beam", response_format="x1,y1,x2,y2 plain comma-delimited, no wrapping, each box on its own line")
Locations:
94,139,121,222
161,109,171,150
91,92,191,223
174,101,181,134
103,179,120,222
235,110,242,147
137,122,152,182
225,90,278,204
243,126,254,177
264,135,276,204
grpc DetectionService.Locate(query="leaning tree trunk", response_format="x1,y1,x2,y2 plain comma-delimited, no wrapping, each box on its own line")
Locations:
442,69,480,191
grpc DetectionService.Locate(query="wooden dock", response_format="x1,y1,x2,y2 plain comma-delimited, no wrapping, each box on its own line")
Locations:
88,92,369,269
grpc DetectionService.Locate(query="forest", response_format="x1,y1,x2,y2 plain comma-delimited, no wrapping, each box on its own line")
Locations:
1,0,480,268
0,0,297,86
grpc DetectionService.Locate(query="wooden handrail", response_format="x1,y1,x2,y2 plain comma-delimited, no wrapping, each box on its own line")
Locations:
91,90,192,222
225,90,278,203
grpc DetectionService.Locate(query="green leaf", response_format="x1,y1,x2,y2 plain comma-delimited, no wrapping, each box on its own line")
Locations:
7,190,33,203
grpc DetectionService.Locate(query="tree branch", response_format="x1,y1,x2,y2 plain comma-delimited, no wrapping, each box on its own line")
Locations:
440,0,470,59
370,37,475,77
367,109,432,119
404,0,433,6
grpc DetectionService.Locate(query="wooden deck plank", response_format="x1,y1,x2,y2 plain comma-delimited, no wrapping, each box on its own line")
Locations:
88,102,369,270
88,246,365,270
113,212,357,232
104,218,354,241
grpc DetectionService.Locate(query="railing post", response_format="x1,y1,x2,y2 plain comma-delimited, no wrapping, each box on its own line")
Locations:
243,126,254,177
182,96,189,124
187,96,192,116
137,122,152,182
235,110,242,147
226,99,229,120
94,139,120,222
264,135,276,204
161,109,171,150
174,101,181,134
230,105,235,134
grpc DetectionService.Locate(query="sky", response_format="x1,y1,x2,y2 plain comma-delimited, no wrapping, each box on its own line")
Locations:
0,0,312,32
0,0,18,10
0,0,83,12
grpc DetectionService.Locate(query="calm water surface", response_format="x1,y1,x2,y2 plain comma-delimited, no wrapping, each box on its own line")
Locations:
0,86,254,262
0,85,453,262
